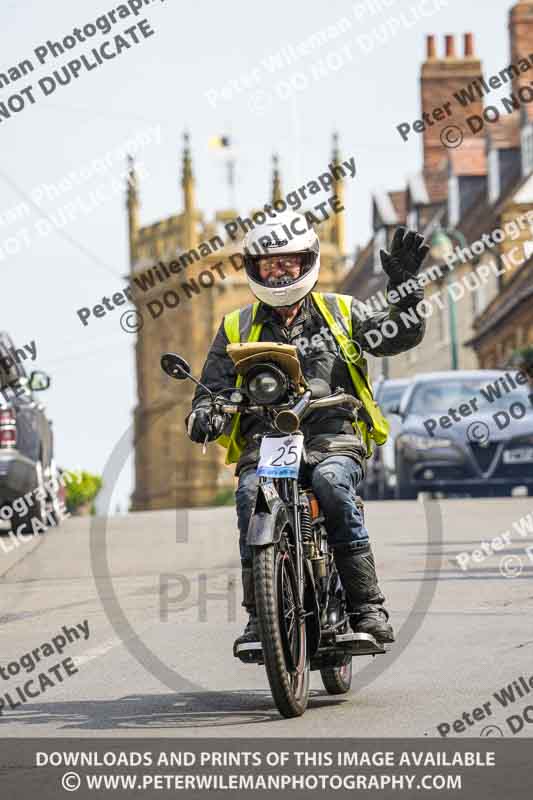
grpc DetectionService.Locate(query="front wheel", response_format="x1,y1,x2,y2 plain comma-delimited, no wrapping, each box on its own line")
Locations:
320,658,353,695
254,539,310,718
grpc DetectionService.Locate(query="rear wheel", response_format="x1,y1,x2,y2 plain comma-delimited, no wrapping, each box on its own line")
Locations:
320,658,353,695
254,534,310,718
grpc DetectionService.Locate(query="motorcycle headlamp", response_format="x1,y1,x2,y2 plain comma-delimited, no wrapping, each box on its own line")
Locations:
245,364,288,405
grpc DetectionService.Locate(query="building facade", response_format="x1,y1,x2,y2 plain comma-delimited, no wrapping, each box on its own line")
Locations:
341,0,533,381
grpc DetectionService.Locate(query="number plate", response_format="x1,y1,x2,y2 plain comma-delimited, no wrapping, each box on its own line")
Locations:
502,447,533,464
257,434,304,478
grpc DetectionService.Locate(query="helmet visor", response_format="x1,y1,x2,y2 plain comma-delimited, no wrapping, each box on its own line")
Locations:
244,250,317,289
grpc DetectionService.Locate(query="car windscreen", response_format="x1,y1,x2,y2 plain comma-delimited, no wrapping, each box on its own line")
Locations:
408,377,533,415
380,383,408,413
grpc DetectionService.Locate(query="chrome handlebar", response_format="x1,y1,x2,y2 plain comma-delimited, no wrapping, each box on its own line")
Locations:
218,390,361,416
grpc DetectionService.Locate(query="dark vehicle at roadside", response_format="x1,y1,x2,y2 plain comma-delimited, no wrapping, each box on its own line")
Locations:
362,378,410,500
394,370,533,499
0,332,60,532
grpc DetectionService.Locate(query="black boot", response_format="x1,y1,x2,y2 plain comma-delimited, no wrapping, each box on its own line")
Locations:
333,542,395,644
233,566,260,655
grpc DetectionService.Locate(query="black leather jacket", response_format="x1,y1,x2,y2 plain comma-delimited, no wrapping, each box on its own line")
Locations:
190,293,425,475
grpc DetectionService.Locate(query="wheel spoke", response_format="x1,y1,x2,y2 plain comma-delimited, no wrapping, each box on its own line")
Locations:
278,551,304,674
281,567,297,654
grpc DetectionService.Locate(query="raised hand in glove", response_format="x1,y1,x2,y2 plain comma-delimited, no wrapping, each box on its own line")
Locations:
187,405,226,443
380,227,430,307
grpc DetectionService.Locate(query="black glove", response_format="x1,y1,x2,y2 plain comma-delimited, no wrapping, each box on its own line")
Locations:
187,405,226,443
380,227,430,308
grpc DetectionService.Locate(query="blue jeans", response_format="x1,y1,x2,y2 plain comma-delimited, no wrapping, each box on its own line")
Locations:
235,456,369,565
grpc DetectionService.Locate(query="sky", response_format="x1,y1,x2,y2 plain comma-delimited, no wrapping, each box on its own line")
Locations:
0,0,515,510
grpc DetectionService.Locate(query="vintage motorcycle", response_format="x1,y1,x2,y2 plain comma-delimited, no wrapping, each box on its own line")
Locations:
161,342,389,718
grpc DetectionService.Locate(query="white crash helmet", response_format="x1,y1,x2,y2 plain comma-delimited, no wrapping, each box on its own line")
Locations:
242,212,320,307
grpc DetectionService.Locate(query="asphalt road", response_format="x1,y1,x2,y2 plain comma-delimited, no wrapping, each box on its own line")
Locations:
1,498,532,738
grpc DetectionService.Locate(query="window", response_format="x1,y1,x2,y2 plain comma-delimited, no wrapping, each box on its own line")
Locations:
379,383,409,413
488,148,500,203
472,281,488,317
373,227,386,273
448,175,460,227
521,122,533,176
407,208,418,229
408,379,532,415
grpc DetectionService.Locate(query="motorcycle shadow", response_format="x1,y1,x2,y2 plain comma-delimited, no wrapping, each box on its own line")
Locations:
0,690,347,731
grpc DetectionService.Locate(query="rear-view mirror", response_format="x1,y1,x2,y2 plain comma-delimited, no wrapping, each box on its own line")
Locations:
160,353,191,380
29,371,50,391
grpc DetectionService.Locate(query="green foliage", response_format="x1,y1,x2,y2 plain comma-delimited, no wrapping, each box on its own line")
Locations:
213,487,235,506
517,346,533,368
509,346,533,380
65,470,103,513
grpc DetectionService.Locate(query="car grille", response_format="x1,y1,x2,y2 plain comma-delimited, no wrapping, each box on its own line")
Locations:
496,462,533,480
469,442,499,472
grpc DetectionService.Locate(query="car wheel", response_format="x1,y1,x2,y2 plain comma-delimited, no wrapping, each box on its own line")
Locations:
395,483,418,500
363,483,378,501
33,460,49,530
395,459,418,500
11,511,32,537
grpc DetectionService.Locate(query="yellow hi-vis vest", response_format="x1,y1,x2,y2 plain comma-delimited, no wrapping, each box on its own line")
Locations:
216,291,390,464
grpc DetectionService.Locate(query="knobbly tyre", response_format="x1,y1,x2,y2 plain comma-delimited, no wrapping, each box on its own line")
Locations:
161,345,391,719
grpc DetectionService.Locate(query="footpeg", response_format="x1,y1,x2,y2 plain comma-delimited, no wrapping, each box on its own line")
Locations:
233,640,264,664
334,631,389,655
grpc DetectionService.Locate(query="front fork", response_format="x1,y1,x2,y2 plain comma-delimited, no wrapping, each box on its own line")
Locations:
270,475,306,633
290,477,306,617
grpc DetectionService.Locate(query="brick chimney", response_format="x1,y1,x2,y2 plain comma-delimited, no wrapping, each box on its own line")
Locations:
509,0,533,119
420,34,483,173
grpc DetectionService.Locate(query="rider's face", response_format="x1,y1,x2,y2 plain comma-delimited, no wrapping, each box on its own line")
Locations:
258,255,302,282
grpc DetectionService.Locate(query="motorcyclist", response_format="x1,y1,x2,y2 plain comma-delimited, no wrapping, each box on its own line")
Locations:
186,213,429,652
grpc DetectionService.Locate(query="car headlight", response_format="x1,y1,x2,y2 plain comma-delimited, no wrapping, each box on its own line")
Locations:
398,434,453,450
245,364,288,405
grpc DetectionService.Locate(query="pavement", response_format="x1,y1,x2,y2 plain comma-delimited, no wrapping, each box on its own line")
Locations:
0,498,532,737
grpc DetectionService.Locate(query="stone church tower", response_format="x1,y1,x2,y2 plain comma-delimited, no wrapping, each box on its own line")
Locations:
129,134,348,509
